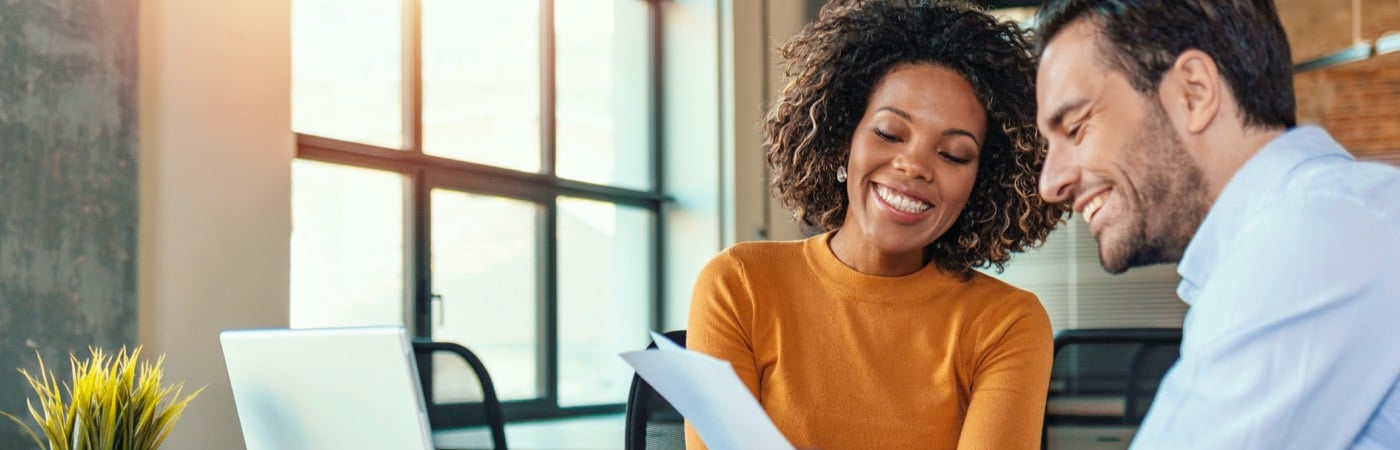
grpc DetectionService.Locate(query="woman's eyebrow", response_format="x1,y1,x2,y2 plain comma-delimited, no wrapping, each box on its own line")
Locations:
876,105,981,146
944,129,981,147
876,106,912,120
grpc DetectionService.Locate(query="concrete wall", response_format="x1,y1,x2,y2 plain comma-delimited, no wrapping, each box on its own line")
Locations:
0,1,139,445
138,0,292,448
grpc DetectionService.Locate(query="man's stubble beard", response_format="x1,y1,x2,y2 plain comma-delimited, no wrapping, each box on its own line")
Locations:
1099,103,1211,274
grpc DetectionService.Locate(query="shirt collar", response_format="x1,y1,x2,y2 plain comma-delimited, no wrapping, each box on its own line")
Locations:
1175,126,1351,304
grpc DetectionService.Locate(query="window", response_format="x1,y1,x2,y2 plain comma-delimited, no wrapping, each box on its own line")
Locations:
291,0,663,421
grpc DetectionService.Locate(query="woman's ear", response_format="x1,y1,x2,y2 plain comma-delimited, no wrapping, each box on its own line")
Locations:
1160,49,1222,135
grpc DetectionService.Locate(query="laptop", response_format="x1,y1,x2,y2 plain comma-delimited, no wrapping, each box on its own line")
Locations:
221,326,434,450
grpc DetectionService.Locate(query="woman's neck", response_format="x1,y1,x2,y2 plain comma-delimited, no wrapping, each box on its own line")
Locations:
828,228,925,277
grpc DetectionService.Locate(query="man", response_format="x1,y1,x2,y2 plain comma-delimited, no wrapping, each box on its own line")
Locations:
1034,1,1400,448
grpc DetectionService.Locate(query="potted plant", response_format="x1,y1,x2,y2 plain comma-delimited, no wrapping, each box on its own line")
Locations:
1,346,203,450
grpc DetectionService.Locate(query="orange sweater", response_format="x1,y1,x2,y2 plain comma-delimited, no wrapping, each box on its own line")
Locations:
685,232,1052,450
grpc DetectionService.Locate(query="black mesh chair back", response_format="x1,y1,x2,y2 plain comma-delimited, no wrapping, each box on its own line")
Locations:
1043,328,1181,450
1125,342,1180,422
412,341,508,450
625,330,688,450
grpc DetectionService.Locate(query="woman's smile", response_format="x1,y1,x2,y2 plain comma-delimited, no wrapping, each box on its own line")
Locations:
871,182,933,223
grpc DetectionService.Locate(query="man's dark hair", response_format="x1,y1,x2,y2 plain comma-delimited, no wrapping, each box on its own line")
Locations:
1036,0,1297,129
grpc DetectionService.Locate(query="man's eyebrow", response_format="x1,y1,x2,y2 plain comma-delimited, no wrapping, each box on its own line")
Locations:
1044,98,1091,130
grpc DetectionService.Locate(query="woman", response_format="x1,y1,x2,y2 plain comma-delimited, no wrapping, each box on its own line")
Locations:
686,1,1063,449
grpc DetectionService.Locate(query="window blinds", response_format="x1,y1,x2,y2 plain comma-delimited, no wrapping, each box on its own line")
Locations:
987,218,1188,332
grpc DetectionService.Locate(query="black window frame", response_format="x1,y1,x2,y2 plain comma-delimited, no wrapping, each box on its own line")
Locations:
294,0,666,423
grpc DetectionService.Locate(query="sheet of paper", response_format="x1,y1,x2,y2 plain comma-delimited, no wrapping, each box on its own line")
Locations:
620,331,795,450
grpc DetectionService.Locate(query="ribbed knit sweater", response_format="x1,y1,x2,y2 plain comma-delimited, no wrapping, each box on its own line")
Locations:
685,232,1052,450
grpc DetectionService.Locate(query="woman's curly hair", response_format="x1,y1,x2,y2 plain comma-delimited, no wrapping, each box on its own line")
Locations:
765,0,1065,277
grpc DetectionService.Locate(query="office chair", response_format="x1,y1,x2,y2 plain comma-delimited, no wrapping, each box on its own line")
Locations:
1042,328,1181,450
412,340,508,450
624,330,688,450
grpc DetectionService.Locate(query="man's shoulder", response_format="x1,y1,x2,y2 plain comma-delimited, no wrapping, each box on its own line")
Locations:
1271,156,1400,225
1197,152,1400,293
1246,127,1400,221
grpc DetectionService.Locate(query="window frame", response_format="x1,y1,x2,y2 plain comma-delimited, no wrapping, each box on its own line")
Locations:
294,0,666,422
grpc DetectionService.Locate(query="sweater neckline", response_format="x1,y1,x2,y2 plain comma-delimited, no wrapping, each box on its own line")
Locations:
804,231,961,303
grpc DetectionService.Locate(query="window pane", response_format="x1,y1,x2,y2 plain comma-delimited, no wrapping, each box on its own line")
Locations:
557,197,653,407
431,189,540,401
555,0,653,190
422,0,541,172
290,160,406,327
293,0,402,148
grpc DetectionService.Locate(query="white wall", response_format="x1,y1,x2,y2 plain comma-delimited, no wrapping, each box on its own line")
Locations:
138,0,292,448
723,0,811,245
721,0,769,245
762,0,814,242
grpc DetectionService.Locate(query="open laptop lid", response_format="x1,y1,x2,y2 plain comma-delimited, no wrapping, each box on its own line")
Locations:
220,326,433,450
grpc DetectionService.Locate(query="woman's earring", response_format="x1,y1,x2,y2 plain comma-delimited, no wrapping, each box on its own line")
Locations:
836,166,848,183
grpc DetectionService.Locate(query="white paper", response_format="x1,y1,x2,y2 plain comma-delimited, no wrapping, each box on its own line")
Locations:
620,331,796,450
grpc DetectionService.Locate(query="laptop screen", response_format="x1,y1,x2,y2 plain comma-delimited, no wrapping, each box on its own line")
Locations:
221,326,434,450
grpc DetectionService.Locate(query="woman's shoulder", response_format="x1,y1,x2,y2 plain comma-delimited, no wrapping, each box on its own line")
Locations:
959,270,1046,315
962,270,1033,297
958,272,1053,347
711,238,808,267
728,238,806,257
698,238,808,279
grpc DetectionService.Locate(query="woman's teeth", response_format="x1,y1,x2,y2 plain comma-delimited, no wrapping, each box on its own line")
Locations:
876,184,931,214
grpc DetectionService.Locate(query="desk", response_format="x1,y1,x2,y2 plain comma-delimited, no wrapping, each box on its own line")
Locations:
1046,395,1135,450
1047,395,1126,417
433,413,625,450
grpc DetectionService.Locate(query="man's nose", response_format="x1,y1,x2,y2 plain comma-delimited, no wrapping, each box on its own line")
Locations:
1038,140,1078,204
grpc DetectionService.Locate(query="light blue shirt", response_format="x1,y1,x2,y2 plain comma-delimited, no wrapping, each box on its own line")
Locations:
1132,126,1400,449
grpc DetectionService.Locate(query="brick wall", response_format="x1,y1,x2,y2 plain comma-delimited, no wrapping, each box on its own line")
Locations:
1282,0,1400,163
1294,52,1400,161
1278,0,1397,62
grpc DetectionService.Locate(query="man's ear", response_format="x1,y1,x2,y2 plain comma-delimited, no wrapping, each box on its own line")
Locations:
1160,49,1221,134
